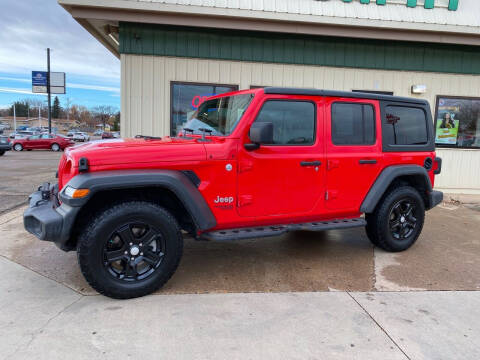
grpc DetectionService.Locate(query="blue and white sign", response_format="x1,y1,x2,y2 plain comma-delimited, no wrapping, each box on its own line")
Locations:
32,71,48,93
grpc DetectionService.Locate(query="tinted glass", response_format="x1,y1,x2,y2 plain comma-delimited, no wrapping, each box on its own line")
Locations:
331,103,375,145
385,106,428,145
181,94,254,136
254,101,315,145
171,83,238,136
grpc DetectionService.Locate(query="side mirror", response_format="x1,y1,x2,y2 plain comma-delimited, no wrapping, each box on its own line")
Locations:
245,122,274,151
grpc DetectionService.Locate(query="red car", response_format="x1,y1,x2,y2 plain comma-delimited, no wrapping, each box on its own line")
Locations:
24,87,443,299
101,131,114,139
13,134,74,152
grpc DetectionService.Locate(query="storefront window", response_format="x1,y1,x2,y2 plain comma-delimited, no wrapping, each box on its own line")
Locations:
435,96,480,149
171,82,238,136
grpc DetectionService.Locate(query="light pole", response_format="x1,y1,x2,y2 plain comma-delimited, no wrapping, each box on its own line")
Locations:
13,103,16,132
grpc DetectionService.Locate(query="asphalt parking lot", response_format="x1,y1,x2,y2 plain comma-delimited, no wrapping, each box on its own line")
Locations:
1,150,480,359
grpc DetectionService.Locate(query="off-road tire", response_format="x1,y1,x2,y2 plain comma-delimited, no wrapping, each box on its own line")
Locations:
365,186,425,252
0,150,4,156
51,143,60,151
77,201,183,299
13,143,23,151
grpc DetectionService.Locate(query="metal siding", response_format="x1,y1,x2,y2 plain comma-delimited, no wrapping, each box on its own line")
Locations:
121,54,480,192
132,0,480,27
120,23,480,75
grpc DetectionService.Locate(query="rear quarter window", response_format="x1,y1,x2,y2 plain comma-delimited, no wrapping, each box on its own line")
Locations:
385,106,428,145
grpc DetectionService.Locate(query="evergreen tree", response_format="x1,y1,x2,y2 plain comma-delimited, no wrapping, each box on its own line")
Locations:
9,101,30,117
52,96,61,118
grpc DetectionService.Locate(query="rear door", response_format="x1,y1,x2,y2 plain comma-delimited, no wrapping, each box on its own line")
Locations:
237,96,325,217
325,98,383,212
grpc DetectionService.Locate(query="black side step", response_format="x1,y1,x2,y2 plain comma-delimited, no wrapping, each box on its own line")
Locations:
200,218,366,241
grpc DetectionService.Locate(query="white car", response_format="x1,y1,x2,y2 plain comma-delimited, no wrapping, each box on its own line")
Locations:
73,132,90,142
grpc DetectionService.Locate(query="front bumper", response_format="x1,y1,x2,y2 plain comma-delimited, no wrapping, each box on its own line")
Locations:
427,190,443,210
23,183,80,251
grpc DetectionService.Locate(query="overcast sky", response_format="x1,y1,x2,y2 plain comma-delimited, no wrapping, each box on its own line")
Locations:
0,0,120,109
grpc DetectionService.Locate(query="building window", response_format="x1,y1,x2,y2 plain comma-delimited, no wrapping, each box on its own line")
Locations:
385,106,428,145
434,96,480,149
331,103,375,145
171,82,238,136
254,100,316,145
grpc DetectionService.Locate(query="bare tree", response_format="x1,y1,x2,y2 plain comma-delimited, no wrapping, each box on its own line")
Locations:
64,97,72,121
92,105,116,129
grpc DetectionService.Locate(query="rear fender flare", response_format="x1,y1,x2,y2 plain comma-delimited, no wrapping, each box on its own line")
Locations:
360,165,432,213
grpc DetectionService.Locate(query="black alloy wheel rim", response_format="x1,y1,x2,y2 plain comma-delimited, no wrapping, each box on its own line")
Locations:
103,222,166,282
388,198,418,240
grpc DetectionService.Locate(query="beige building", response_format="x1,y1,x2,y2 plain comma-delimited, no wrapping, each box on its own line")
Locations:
60,0,480,194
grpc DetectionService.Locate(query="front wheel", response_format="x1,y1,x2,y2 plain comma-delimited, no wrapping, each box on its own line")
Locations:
13,143,23,151
77,201,183,299
365,186,425,252
51,143,60,151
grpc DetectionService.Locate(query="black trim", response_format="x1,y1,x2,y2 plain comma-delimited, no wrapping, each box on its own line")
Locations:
360,165,433,213
201,218,366,241
427,190,443,210
264,87,428,105
79,157,89,172
380,101,435,152
434,157,442,175
181,170,201,187
61,170,216,231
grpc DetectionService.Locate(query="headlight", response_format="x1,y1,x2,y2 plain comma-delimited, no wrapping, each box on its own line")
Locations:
64,186,90,199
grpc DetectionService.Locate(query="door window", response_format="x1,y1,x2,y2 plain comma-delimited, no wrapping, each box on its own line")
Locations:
254,100,316,145
331,103,375,145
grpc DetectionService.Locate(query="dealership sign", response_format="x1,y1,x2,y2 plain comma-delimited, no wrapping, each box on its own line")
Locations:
338,0,458,10
31,71,66,94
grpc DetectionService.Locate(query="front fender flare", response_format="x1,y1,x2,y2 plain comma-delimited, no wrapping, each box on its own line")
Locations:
360,165,432,213
60,170,216,231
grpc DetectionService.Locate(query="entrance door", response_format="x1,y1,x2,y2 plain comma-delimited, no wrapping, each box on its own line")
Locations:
237,98,325,218
325,98,383,212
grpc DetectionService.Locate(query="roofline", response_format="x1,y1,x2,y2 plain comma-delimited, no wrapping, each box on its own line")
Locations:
58,0,480,48
264,87,429,105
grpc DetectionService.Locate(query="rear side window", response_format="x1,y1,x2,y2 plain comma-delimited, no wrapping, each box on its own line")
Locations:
254,100,315,145
331,103,375,145
385,106,428,145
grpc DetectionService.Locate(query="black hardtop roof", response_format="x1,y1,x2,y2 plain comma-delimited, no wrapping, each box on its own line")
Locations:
263,87,429,105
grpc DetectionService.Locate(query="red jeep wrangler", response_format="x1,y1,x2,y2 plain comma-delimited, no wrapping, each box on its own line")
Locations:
24,87,443,299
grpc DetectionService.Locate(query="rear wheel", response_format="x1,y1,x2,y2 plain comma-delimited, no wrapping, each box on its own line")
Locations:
13,143,23,151
51,143,60,151
365,186,425,252
77,201,183,299
0,150,4,156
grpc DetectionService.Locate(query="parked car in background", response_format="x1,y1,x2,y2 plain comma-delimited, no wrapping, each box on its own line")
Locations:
16,126,28,131
93,129,104,136
12,133,74,152
73,132,90,142
101,131,114,139
0,135,11,156
9,130,37,139
112,132,120,138
67,131,74,138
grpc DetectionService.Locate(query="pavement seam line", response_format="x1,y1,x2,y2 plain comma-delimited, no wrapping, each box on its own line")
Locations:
347,291,412,360
6,295,84,360
0,254,86,295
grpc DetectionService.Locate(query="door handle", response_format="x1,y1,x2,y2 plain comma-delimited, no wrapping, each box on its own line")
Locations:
359,159,377,165
300,161,322,167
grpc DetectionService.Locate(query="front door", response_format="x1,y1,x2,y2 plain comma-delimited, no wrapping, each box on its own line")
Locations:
237,97,325,218
325,98,383,212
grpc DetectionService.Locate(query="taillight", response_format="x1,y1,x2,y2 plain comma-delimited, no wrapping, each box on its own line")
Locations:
434,157,442,175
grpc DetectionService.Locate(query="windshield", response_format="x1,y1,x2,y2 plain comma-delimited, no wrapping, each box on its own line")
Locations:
180,93,254,136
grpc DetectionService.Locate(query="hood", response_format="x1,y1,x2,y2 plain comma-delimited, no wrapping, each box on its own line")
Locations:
65,137,208,167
